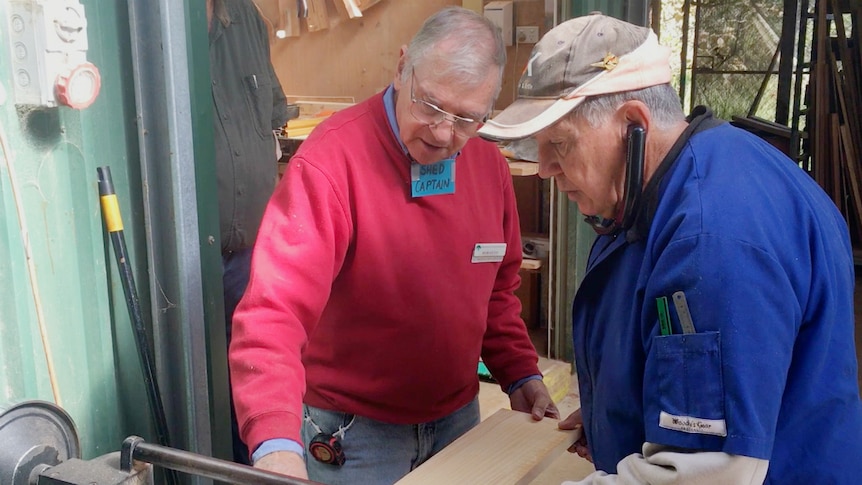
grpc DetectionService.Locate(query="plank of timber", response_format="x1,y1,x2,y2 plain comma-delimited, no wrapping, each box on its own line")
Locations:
830,114,842,210
811,0,829,188
286,99,355,117
539,357,572,405
396,409,583,485
508,160,539,177
830,0,862,181
304,0,329,32
355,0,383,11
839,123,862,242
341,0,362,18
829,48,862,237
277,0,301,37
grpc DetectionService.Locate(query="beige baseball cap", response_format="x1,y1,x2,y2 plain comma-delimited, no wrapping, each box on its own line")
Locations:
479,13,672,141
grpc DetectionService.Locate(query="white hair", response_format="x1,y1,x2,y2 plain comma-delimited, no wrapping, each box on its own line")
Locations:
401,7,506,92
571,84,685,129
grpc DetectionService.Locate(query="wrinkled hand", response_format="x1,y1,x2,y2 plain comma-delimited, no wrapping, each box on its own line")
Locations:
509,379,560,420
254,451,308,480
559,408,591,463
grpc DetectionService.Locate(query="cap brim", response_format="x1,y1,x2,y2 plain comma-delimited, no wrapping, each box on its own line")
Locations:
478,96,584,141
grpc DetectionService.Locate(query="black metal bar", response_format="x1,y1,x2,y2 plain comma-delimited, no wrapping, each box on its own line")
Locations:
775,0,800,124
122,436,322,485
97,166,178,485
790,0,812,163
690,0,704,109
679,0,693,105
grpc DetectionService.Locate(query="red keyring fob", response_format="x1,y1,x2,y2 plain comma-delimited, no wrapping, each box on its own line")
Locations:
309,432,346,466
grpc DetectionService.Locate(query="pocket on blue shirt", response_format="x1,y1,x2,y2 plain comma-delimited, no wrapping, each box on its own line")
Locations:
646,331,727,446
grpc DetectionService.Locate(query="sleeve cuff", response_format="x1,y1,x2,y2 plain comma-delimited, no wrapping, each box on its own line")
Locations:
506,374,543,395
252,438,305,463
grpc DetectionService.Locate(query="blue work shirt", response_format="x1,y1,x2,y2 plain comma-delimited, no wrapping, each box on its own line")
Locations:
573,108,862,483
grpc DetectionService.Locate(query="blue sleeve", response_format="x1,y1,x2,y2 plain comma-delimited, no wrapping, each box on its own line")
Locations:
252,438,305,463
506,374,543,395
643,234,796,459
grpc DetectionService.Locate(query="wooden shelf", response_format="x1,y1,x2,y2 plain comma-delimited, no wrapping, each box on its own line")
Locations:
507,160,539,176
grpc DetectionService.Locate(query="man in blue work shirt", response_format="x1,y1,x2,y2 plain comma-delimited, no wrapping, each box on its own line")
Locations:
480,13,862,484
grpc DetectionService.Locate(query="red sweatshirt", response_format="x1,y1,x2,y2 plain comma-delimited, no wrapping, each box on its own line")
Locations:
229,91,541,453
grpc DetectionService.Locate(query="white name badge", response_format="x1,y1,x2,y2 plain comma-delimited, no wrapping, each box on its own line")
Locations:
471,243,507,263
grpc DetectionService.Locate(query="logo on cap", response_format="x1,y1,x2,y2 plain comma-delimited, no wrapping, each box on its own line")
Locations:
590,52,619,71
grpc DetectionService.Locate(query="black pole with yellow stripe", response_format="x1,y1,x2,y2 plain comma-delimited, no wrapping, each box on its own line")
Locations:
97,167,176,483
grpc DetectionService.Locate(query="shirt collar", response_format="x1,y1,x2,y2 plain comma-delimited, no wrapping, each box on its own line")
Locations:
625,106,724,243
383,84,411,157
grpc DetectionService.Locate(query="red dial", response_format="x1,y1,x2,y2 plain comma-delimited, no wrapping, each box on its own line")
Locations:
55,62,101,109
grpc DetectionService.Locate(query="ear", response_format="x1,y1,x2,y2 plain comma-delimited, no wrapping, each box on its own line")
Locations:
616,100,650,139
394,45,409,90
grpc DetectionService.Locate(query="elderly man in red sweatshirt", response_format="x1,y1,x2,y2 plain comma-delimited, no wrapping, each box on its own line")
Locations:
228,6,558,484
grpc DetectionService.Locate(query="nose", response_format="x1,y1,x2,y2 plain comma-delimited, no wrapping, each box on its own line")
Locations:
428,119,456,143
537,157,559,180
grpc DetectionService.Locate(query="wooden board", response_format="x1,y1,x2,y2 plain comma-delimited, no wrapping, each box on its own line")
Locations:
341,0,363,18
276,0,301,38
286,99,355,117
356,0,383,11
305,0,329,32
396,409,582,485
508,160,539,177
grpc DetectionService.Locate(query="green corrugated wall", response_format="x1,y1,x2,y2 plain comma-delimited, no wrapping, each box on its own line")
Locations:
0,0,227,465
0,0,150,457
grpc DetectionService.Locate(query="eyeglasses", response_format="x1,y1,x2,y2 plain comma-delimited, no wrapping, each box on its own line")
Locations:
409,69,487,137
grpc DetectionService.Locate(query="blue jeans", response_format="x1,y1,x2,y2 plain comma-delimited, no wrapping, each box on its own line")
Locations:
223,247,253,344
223,248,253,465
302,398,480,484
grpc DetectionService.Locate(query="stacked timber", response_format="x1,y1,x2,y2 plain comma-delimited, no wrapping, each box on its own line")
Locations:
806,0,862,244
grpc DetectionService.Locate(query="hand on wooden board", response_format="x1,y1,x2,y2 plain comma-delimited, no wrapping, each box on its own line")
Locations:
509,379,560,420
254,450,309,480
559,408,592,463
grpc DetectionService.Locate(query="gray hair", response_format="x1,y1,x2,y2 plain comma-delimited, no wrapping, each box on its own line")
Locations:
570,84,685,130
401,7,506,90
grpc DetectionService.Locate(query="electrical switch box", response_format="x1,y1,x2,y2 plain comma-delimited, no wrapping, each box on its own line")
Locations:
484,1,513,47
516,26,540,44
6,0,101,109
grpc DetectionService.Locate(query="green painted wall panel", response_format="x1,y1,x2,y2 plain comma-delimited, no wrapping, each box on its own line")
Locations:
0,0,152,459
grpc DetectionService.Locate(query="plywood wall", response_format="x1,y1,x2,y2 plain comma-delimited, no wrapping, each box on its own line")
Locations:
252,0,551,109
499,0,550,108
